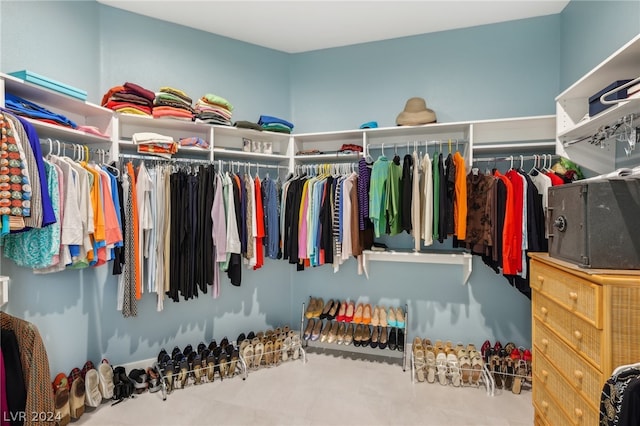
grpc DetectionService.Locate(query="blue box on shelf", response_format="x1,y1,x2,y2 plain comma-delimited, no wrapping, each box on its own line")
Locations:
588,79,631,117
8,70,88,101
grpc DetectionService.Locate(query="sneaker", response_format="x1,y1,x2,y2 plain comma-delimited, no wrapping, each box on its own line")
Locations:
128,369,148,394
97,359,114,400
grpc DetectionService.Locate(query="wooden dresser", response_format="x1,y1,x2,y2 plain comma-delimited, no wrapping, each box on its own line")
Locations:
529,253,640,426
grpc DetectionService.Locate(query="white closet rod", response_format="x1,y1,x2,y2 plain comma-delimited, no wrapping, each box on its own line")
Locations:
118,153,212,165
473,154,558,163
218,159,287,170
40,138,107,159
367,139,469,150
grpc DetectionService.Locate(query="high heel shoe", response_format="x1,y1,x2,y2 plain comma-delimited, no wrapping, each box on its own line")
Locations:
311,319,323,341
378,327,388,350
303,318,315,340
395,307,405,328
305,297,317,319
228,350,239,376
327,300,340,320
370,326,379,348
362,304,372,325
336,300,347,322
320,299,334,319
353,324,363,347
336,322,346,345
353,303,364,324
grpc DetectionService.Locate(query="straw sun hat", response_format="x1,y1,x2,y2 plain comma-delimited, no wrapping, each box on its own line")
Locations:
396,97,437,126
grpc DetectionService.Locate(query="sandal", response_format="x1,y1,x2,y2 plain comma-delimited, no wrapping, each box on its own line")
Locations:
291,335,302,360
471,354,483,386
228,350,239,376
490,355,502,389
447,353,462,387
282,336,292,361
425,346,437,383
413,346,426,382
254,342,264,368
264,341,274,366
273,339,283,365
458,355,472,385
503,357,515,391
436,351,448,385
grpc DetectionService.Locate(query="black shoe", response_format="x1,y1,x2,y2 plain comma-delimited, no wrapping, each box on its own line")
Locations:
171,346,182,360
128,368,148,394
197,342,206,355
220,337,229,350
388,328,397,351
378,327,388,350
237,333,246,347
370,326,379,349
397,329,405,352
247,331,256,340
208,340,217,352
361,325,371,346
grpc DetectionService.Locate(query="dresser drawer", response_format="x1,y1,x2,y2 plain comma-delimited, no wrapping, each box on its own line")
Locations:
534,351,599,425
533,319,604,408
533,291,603,367
530,260,602,328
533,382,572,426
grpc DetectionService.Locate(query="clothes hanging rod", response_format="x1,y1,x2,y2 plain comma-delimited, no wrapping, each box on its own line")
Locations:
473,154,558,163
218,160,288,170
367,139,469,149
118,153,213,165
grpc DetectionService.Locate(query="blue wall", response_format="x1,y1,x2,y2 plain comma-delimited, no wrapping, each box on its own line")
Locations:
1,0,637,377
560,0,640,91
290,15,561,132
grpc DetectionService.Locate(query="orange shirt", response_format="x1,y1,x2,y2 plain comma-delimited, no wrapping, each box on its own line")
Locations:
127,162,142,299
494,170,518,275
453,152,467,240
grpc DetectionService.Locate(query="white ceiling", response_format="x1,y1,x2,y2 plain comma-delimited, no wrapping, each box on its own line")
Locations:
97,1,570,53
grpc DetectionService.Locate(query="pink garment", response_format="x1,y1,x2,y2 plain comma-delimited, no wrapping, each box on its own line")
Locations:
98,168,123,246
1,349,8,426
75,125,110,139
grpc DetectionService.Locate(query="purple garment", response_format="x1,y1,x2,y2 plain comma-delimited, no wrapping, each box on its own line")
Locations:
1,349,8,426
16,115,56,226
358,158,371,231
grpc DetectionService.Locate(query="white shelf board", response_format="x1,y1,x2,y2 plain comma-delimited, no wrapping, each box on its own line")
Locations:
557,99,640,143
1,72,110,117
366,121,470,139
556,34,640,100
472,115,555,144
293,128,365,144
27,118,113,145
212,148,288,161
117,113,212,134
361,250,473,284
294,153,361,162
212,125,291,142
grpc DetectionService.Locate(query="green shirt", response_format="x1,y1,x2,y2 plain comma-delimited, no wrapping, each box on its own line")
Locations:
368,156,389,238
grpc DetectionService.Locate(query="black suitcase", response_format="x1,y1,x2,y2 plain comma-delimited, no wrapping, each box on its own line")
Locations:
547,179,640,269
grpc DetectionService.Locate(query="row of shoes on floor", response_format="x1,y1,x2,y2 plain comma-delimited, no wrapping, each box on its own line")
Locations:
305,297,406,328
157,337,240,391
412,339,485,387
303,318,406,351
52,359,159,426
481,340,532,394
238,326,302,369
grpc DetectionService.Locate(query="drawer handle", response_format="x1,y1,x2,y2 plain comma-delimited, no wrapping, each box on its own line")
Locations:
541,338,549,347
541,401,549,410
540,306,548,316
574,330,583,340
575,408,583,418
541,369,549,381
569,291,578,301
537,275,545,284
574,370,584,381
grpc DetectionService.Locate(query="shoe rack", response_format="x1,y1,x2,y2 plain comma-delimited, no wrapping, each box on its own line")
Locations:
238,329,307,374
410,349,495,396
300,300,409,371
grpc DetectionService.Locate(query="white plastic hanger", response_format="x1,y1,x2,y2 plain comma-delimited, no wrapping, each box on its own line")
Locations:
600,76,640,105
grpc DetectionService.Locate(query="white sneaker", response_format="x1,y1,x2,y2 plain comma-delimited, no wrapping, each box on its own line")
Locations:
84,369,102,407
98,360,114,399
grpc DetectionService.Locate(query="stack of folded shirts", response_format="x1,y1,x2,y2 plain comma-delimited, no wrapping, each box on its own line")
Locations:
258,115,294,133
4,93,77,128
101,82,155,116
194,94,233,126
152,87,195,121
132,132,179,159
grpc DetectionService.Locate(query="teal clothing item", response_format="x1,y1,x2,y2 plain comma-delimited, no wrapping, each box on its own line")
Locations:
386,159,403,236
262,123,292,133
2,161,60,268
432,152,440,241
368,156,389,238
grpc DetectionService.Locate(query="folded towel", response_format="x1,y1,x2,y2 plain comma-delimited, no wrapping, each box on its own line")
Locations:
258,115,293,129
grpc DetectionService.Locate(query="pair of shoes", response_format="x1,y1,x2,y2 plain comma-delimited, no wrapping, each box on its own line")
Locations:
67,368,85,419
305,297,324,319
337,301,355,322
320,299,341,320
128,369,148,393
412,338,427,382
371,306,389,327
353,324,371,347
326,321,340,343
53,373,71,426
385,307,406,328
353,303,373,324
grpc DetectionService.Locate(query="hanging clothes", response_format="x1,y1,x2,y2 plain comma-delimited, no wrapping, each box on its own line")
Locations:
369,156,389,238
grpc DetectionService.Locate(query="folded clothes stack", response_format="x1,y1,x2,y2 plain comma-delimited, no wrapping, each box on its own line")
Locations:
101,82,155,116
132,132,179,159
179,136,209,149
195,94,233,126
4,93,77,128
258,115,294,133
152,87,195,121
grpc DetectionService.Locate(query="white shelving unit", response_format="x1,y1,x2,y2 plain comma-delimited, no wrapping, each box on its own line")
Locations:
1,71,558,277
555,34,640,174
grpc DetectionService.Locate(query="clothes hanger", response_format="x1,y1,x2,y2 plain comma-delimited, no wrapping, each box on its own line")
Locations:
600,76,640,105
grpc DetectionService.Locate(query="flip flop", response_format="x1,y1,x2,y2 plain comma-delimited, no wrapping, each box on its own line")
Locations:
425,346,437,383
291,335,302,360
